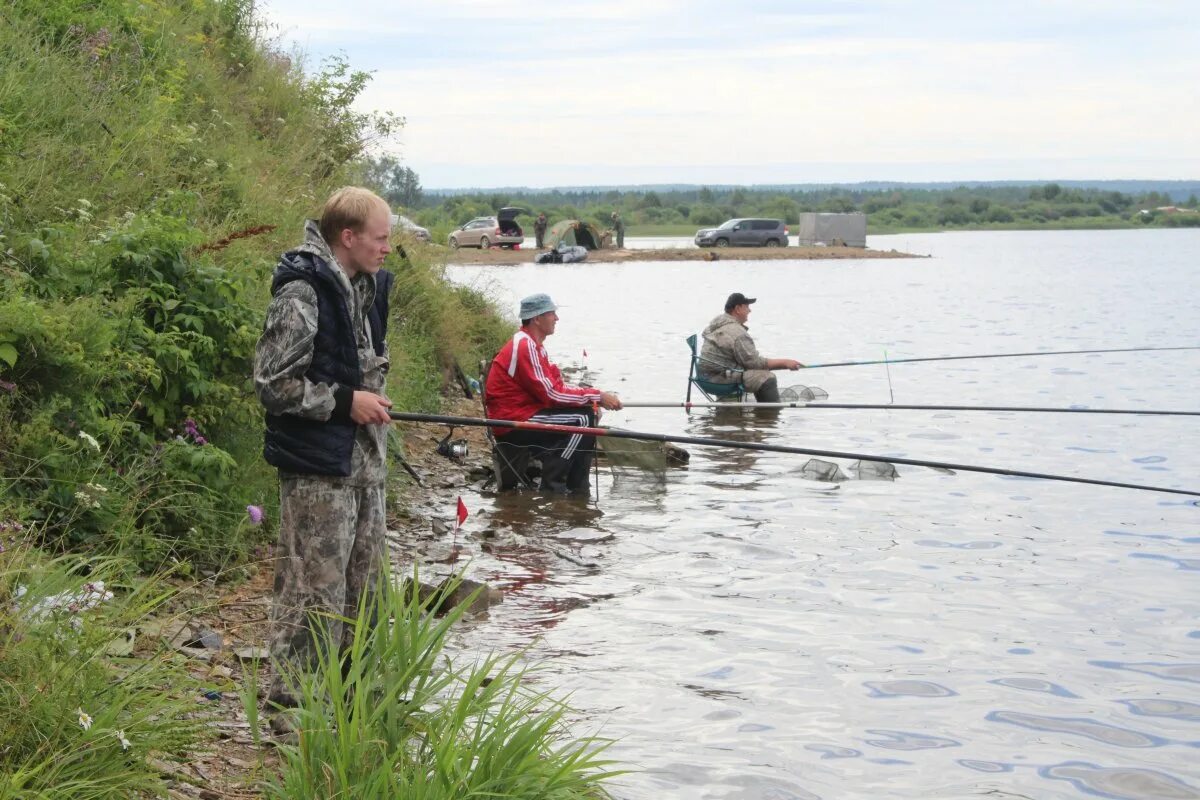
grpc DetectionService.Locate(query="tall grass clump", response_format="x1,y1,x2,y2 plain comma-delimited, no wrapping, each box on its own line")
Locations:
260,571,621,799
0,538,206,797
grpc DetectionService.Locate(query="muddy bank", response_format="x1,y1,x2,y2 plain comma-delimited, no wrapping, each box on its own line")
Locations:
443,245,924,265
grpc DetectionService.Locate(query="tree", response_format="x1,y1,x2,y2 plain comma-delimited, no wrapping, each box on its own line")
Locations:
360,155,423,209
698,186,715,204
639,191,663,209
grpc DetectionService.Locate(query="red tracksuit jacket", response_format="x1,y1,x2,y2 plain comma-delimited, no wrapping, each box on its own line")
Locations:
485,329,600,433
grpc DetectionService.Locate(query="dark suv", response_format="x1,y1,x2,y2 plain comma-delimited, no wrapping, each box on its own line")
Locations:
694,218,789,248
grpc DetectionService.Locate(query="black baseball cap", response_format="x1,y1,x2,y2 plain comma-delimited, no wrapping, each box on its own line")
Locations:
724,292,757,312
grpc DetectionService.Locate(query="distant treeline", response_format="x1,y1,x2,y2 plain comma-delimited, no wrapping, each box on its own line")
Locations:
363,163,1200,237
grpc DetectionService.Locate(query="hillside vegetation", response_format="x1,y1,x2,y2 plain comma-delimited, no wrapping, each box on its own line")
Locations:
0,0,508,570
0,3,624,798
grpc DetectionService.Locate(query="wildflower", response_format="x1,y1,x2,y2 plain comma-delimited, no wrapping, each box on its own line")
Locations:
75,491,100,509
86,483,108,494
0,380,15,393
115,730,131,751
246,505,263,525
77,708,93,730
78,431,101,451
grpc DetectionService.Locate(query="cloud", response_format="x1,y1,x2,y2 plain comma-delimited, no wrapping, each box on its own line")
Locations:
266,0,1200,186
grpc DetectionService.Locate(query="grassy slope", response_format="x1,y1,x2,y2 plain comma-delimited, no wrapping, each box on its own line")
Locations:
0,0,508,568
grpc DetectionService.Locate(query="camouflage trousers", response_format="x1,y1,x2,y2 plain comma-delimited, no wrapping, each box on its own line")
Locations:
267,476,387,707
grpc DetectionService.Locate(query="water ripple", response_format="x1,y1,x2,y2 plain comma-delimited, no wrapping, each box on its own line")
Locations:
864,680,957,698
989,677,1081,697
958,759,1015,774
1129,553,1200,571
1118,698,1200,722
986,710,1170,748
1039,761,1200,800
863,729,961,751
804,744,862,759
1089,661,1200,684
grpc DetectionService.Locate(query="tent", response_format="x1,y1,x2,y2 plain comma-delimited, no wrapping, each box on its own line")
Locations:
545,219,610,250
796,213,867,248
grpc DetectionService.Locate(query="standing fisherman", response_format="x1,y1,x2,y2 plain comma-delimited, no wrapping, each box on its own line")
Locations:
253,187,395,736
534,212,548,249
610,211,625,249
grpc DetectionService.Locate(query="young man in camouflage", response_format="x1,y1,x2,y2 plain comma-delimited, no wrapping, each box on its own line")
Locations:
700,292,804,402
253,187,396,724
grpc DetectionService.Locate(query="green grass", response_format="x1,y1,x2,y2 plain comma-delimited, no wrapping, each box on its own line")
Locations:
0,543,207,797
261,569,622,799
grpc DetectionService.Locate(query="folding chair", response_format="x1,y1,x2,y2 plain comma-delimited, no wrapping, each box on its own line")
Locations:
479,359,535,490
685,333,745,403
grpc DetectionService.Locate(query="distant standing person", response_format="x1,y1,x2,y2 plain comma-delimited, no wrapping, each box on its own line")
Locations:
253,186,396,732
534,212,548,249
699,293,803,402
610,211,625,249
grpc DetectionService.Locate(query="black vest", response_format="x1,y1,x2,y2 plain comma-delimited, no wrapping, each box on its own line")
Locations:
263,251,393,476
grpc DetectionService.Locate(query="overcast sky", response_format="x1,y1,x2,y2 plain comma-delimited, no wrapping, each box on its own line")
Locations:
264,0,1199,189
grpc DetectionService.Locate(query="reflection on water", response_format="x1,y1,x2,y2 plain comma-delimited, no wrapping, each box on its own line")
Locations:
445,230,1200,799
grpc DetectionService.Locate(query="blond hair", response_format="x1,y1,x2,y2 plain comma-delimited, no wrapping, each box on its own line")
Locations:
319,187,389,246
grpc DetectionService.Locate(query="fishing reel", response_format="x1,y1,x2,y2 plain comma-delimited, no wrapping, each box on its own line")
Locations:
436,427,469,464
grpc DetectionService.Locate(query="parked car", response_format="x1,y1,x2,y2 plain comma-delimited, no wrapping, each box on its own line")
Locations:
694,218,789,248
390,213,430,242
448,207,525,249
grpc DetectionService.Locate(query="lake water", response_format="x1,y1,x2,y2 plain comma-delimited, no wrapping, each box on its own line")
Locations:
442,229,1200,800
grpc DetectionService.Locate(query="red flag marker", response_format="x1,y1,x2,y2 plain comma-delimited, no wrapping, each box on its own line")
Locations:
455,496,468,531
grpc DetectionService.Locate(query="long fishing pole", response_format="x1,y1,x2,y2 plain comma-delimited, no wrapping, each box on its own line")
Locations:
620,401,1200,416
387,411,1200,498
803,345,1200,370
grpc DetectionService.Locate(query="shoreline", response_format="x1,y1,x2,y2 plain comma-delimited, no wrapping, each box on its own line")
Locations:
441,245,925,265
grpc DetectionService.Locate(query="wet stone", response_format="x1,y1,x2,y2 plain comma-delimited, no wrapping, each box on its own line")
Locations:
232,646,269,661
554,528,613,543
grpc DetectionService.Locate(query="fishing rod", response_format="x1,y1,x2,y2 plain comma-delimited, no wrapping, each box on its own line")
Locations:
802,345,1200,370
387,411,1200,498
621,401,1200,417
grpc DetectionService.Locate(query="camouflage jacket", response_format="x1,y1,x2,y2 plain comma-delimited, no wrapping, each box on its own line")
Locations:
699,313,767,378
253,220,390,486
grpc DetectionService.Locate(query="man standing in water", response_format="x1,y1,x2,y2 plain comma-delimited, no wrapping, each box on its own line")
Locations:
610,211,625,249
485,293,622,494
700,293,803,402
253,186,395,734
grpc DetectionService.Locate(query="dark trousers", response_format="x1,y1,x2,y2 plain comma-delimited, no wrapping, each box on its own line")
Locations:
494,407,596,494
535,230,545,248
754,376,780,402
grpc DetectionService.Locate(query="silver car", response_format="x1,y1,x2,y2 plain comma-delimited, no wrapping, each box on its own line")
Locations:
390,213,430,242
448,207,525,249
694,218,789,248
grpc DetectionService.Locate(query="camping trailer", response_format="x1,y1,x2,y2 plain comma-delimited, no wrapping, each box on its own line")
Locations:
795,213,867,248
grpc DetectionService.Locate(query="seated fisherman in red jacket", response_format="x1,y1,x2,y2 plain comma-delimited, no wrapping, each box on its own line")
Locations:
484,293,622,494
